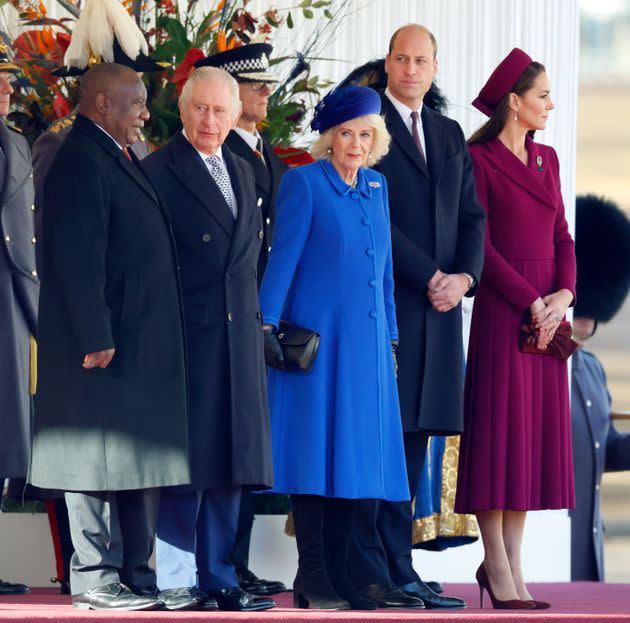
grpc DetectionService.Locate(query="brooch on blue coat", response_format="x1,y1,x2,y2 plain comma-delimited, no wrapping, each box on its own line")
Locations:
368,181,380,188
536,155,543,172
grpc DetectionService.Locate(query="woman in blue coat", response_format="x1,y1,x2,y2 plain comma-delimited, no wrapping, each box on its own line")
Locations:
259,86,409,610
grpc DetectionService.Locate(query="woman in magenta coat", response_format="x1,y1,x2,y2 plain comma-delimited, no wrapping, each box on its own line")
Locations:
455,49,576,610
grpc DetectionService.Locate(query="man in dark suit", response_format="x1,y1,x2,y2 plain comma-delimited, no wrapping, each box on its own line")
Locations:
30,63,190,611
196,43,287,597
350,24,485,609
0,42,38,598
141,66,274,612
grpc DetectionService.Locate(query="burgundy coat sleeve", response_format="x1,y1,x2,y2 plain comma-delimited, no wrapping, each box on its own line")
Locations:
472,151,541,311
549,147,577,303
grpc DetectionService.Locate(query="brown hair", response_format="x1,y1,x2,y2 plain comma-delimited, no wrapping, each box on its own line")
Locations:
468,61,546,145
388,24,437,59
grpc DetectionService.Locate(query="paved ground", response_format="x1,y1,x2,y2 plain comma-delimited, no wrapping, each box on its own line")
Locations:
576,87,630,582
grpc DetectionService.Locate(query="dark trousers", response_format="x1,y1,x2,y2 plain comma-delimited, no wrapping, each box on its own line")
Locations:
156,486,241,591
230,490,256,574
65,489,158,595
349,431,429,588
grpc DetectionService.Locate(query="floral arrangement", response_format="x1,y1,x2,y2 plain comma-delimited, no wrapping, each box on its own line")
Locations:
2,0,351,148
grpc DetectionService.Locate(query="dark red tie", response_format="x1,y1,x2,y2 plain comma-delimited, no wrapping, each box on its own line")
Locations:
410,111,426,163
121,147,132,161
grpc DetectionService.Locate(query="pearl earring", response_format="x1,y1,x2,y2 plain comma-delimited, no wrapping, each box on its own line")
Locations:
514,112,518,121
327,147,332,154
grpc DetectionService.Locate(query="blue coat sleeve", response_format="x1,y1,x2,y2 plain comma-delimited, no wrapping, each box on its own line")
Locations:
380,174,398,342
259,167,313,328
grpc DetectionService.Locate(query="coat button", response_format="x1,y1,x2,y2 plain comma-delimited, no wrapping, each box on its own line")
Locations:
266,217,271,225
595,484,600,491
586,399,592,407
227,312,233,321
257,197,263,207
369,310,377,318
256,311,262,320
267,246,272,253
202,233,212,242
369,279,376,287
362,217,370,225
30,204,35,211
365,248,375,257
31,270,37,277
594,441,600,449
4,235,10,242
226,272,231,281
31,237,36,244
258,230,264,239
593,527,598,534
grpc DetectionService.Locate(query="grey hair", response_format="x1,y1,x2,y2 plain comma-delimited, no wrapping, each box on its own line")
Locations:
180,66,242,120
310,113,391,167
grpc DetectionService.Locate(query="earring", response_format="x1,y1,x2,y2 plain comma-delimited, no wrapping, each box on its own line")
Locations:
514,112,518,121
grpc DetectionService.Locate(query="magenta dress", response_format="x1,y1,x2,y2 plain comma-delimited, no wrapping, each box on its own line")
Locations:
455,137,576,513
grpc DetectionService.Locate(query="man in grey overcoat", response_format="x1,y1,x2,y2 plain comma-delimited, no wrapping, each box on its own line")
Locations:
0,43,38,597
29,64,190,611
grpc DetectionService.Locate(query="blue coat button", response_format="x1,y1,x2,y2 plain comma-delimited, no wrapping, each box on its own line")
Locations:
369,310,377,318
362,217,370,225
365,248,375,257
369,279,377,287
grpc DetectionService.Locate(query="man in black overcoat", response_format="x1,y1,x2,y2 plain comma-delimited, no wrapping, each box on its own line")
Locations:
350,24,485,609
30,64,190,611
196,43,287,597
141,66,274,612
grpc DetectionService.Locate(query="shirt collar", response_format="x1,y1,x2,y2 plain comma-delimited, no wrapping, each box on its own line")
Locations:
233,127,260,152
385,87,423,123
182,129,224,163
94,123,124,151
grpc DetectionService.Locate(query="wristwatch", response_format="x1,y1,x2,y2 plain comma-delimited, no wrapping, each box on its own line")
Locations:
462,272,475,291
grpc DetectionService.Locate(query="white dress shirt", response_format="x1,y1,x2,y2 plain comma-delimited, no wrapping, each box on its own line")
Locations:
384,87,426,158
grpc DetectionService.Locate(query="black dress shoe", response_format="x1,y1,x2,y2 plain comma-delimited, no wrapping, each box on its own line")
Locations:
58,581,71,596
358,583,425,609
400,580,466,609
206,586,275,611
425,580,443,594
0,579,30,595
238,568,287,595
72,583,164,610
158,587,206,611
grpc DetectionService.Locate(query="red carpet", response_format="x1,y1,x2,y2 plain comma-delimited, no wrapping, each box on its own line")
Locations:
1,584,629,622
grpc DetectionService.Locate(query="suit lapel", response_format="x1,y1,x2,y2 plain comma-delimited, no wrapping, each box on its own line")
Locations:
166,132,235,237
223,146,251,263
0,122,31,208
421,107,445,189
381,94,430,180
226,131,271,195
482,138,556,210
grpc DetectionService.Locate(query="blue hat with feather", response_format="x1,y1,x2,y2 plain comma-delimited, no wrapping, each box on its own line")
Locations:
311,85,382,133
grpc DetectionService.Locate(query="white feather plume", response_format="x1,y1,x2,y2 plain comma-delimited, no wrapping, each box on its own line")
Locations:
64,0,148,68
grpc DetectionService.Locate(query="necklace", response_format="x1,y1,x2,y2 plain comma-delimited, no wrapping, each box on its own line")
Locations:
349,175,358,189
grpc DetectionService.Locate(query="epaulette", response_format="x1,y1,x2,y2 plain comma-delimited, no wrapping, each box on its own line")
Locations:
6,124,23,133
48,114,77,135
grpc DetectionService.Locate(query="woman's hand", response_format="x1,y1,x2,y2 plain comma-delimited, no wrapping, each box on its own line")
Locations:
529,297,546,316
531,289,573,331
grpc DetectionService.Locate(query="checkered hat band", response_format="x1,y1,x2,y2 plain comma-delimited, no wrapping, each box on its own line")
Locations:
221,57,268,74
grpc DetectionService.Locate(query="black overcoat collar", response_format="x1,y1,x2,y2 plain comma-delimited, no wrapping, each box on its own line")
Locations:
480,136,556,210
226,130,271,194
73,114,159,206
0,121,32,209
381,93,432,181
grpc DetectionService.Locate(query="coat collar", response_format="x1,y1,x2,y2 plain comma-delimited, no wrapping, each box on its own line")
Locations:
0,121,32,209
166,131,235,237
319,159,372,198
226,130,271,194
73,114,159,205
481,136,556,209
380,93,431,180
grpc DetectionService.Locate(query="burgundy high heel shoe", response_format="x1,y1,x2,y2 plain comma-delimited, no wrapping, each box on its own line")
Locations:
527,599,551,609
475,565,534,610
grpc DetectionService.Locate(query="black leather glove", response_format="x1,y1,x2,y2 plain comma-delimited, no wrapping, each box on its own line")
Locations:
264,328,286,370
391,340,399,377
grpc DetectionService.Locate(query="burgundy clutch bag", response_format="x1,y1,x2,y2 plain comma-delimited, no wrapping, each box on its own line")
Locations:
519,320,578,361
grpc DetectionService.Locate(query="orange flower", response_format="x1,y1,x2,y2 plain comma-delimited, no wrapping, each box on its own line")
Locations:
216,0,225,9
216,29,227,52
37,1,46,16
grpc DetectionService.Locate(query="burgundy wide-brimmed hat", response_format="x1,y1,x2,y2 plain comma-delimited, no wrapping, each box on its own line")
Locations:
472,47,533,117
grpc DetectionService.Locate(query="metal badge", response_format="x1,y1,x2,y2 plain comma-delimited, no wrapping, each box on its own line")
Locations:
368,181,381,188
536,155,543,172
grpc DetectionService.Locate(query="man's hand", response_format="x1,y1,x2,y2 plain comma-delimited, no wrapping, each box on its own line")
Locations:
428,272,470,312
83,349,115,369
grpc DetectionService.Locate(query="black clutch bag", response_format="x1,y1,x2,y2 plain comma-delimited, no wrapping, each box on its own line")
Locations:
277,320,320,372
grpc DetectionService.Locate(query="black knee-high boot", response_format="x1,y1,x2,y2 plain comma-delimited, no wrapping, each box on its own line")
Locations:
291,495,350,610
323,499,378,610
